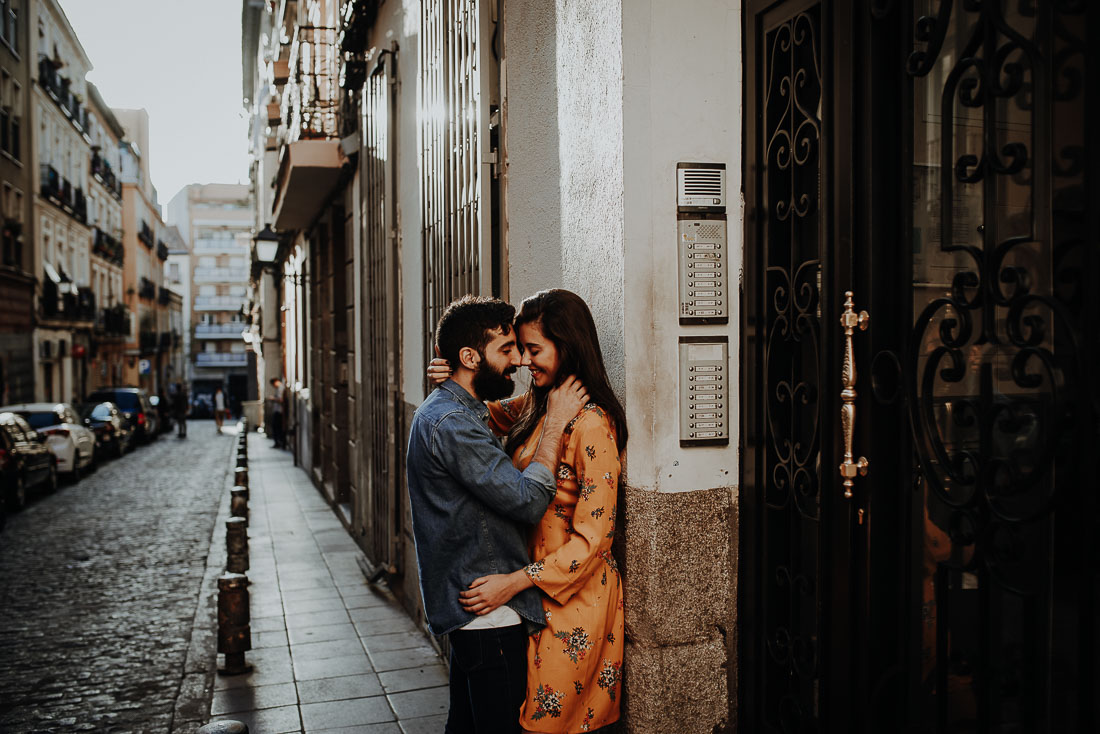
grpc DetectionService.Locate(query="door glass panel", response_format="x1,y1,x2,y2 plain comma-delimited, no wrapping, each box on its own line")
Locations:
907,2,1088,731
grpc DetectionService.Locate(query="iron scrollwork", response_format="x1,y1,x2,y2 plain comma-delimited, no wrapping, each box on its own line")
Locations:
761,6,823,730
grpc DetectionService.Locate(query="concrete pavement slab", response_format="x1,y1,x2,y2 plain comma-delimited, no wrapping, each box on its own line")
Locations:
296,673,385,704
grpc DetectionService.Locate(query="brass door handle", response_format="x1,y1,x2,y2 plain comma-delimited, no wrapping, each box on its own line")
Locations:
839,290,869,498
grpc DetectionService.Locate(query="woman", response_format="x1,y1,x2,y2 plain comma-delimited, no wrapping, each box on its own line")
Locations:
431,289,627,732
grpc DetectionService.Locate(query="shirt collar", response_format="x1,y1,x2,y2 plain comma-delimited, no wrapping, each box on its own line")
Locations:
439,379,489,421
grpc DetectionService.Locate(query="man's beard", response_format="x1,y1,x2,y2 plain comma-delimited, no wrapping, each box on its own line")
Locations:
472,358,516,401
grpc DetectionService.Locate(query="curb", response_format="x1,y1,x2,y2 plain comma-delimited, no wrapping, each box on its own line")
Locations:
170,431,237,733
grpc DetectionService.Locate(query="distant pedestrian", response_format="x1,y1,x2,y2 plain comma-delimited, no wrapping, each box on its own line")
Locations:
173,382,189,438
268,377,286,449
214,387,226,433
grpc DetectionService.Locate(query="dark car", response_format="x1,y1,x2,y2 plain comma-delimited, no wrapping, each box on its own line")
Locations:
0,411,58,513
84,387,158,444
78,401,133,459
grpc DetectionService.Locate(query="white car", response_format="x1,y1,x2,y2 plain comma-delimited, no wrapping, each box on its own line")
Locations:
0,403,96,480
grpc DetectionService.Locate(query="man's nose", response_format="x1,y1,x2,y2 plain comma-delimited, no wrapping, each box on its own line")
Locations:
518,351,530,367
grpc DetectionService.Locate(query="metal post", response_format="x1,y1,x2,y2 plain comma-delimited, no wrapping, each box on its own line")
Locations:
226,516,248,572
230,488,248,522
234,466,249,497
216,572,252,675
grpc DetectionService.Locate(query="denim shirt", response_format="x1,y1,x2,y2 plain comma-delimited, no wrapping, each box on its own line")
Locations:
406,379,555,636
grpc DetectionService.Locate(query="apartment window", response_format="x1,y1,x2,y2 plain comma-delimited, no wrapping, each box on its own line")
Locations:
0,71,16,162
168,263,179,281
0,1,18,54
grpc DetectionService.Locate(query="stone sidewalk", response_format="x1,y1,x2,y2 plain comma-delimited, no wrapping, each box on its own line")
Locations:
205,431,448,733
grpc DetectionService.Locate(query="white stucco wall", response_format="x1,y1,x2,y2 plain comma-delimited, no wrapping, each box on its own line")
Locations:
622,0,743,492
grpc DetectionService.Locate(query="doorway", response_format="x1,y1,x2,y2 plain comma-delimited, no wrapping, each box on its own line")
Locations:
739,1,1097,731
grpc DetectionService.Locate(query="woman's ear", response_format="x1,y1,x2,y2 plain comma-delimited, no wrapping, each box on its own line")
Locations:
457,346,480,371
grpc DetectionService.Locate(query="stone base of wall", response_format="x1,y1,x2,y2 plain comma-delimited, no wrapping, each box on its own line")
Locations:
618,484,738,733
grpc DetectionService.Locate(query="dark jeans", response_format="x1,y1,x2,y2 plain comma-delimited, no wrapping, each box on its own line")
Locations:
271,410,284,447
445,623,527,734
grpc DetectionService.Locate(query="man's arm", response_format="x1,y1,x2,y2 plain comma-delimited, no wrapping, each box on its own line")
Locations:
432,412,557,525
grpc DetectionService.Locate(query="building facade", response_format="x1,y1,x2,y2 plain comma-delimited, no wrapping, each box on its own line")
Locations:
113,108,173,397
166,183,253,412
32,0,94,403
85,82,126,391
162,223,190,384
245,1,1099,732
0,0,34,404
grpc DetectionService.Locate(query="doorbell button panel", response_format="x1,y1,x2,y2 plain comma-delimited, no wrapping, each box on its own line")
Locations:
679,336,730,447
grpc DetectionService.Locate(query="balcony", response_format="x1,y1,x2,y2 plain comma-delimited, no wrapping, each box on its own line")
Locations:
93,228,124,266
37,57,91,140
138,221,154,247
159,331,172,349
42,281,95,323
194,238,244,253
194,266,249,284
273,25,343,231
194,295,244,311
138,277,156,301
95,304,131,337
156,241,169,261
91,152,123,199
39,164,60,202
139,330,158,354
158,285,173,306
195,352,249,367
195,322,248,339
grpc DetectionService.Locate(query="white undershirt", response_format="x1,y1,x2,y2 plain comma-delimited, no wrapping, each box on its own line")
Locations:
462,603,522,629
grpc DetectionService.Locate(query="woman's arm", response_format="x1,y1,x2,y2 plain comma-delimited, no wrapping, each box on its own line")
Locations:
460,411,621,614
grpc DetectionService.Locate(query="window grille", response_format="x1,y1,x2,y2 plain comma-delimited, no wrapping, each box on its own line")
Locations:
360,62,401,567
419,0,497,373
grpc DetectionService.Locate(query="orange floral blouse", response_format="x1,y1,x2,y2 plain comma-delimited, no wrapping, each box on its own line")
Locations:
488,397,624,733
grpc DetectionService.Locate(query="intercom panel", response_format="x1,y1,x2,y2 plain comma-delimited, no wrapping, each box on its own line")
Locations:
679,336,729,446
677,217,728,325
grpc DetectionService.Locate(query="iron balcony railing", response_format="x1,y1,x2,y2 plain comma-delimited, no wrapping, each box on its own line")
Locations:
93,228,124,265
195,352,249,367
42,282,96,323
39,164,60,201
138,277,157,301
156,241,169,261
158,286,172,305
193,238,244,253
195,322,248,338
38,57,91,137
95,304,131,337
194,295,244,311
284,25,340,141
194,266,249,284
138,221,154,247
91,152,123,199
139,330,157,353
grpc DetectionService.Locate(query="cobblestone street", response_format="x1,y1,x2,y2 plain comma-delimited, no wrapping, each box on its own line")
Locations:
0,423,235,733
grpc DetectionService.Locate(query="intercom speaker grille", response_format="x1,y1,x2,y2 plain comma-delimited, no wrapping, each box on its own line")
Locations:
676,163,726,211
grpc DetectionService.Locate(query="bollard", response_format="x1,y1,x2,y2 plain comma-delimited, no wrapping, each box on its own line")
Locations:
197,722,249,734
230,488,249,522
217,572,252,675
236,451,248,468
234,466,249,495
226,516,249,572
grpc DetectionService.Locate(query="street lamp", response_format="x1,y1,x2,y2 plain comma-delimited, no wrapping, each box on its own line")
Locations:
253,224,279,266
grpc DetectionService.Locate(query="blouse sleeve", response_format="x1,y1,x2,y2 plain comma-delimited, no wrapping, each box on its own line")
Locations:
487,393,530,437
524,411,620,605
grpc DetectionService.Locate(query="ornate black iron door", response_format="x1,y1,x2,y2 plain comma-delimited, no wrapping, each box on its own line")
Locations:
743,0,1098,732
857,1,1098,732
742,1,842,731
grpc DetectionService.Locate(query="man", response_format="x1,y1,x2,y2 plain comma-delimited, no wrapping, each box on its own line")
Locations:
268,377,286,448
406,295,587,734
173,382,188,438
214,387,226,434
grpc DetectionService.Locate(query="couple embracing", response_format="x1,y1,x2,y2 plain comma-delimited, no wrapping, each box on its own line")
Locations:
406,289,626,733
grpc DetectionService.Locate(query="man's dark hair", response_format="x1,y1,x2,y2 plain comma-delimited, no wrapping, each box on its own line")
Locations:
435,295,515,368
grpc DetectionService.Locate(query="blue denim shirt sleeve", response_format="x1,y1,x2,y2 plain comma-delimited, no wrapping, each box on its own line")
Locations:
431,411,556,525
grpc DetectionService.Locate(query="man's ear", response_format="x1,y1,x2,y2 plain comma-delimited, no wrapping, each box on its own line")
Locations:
457,347,480,371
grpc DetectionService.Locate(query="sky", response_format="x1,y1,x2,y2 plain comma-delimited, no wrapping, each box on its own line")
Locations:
61,0,251,211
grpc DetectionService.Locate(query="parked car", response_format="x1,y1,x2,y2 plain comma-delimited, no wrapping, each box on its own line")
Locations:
0,403,96,480
0,412,58,511
84,388,158,444
78,401,133,459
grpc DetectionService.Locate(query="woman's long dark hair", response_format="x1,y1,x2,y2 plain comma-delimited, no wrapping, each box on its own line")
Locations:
504,289,628,456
